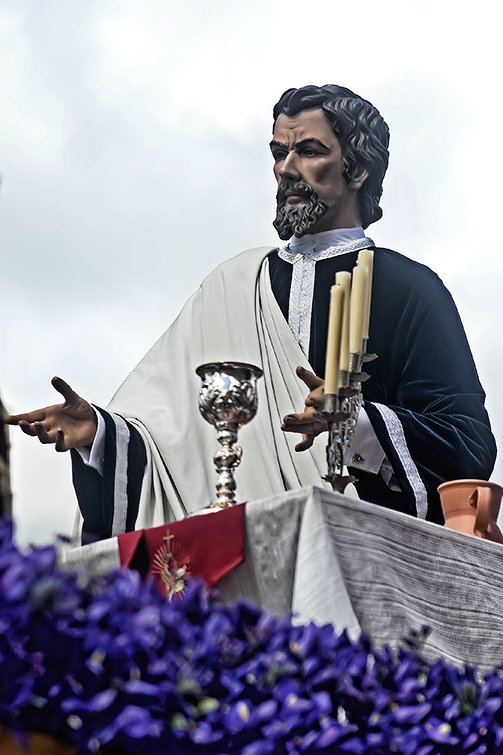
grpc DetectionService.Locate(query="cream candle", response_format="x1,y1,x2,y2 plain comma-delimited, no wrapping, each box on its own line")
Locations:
324,284,344,395
349,265,368,355
335,271,351,383
357,249,374,340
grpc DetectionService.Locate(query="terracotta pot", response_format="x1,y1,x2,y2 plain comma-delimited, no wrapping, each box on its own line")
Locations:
0,729,76,754
438,479,503,543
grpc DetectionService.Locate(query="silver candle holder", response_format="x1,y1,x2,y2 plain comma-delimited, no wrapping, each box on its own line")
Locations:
320,351,376,494
196,361,263,508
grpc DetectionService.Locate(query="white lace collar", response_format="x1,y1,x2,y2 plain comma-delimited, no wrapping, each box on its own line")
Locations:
278,227,374,359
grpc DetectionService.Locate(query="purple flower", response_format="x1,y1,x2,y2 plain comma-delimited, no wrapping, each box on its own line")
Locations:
92,704,164,745
4,514,503,755
423,718,460,745
190,719,223,745
393,701,432,725
242,739,275,755
61,688,118,713
314,722,355,747
223,699,253,733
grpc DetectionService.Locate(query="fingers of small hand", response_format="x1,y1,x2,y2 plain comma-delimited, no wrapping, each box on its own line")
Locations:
18,419,67,450
5,409,46,425
33,422,57,444
281,412,327,437
55,429,68,453
284,422,324,436
52,376,80,405
18,420,39,437
18,420,53,443
3,414,18,425
295,434,314,452
296,366,324,391
281,412,309,431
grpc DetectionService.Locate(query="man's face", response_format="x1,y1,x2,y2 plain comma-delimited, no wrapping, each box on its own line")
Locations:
270,108,363,239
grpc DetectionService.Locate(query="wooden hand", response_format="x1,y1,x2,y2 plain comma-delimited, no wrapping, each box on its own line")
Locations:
4,377,97,452
281,366,328,451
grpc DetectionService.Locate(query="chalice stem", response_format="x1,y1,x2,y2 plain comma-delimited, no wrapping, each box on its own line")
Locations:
213,422,242,508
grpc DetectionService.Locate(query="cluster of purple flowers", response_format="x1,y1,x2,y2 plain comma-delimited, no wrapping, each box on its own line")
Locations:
1,516,503,754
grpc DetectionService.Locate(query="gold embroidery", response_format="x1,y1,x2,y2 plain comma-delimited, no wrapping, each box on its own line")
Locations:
151,530,191,599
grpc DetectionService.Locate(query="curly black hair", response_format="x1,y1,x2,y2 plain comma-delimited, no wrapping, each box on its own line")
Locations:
273,85,390,228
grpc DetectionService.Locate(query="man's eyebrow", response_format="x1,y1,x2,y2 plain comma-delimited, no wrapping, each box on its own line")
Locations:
269,137,330,151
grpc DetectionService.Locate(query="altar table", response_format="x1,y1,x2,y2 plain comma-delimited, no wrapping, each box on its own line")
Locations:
60,486,503,672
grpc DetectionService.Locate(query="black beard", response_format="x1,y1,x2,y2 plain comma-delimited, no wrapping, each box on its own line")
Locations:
273,180,328,240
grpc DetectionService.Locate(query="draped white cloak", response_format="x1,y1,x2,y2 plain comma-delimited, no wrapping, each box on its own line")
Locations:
106,247,340,529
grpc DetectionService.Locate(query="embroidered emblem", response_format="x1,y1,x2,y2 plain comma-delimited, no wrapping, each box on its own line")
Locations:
151,530,191,599
352,453,365,465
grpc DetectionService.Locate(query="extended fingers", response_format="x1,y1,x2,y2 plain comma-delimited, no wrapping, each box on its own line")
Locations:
51,376,80,405
33,421,58,444
296,366,324,391
281,368,326,452
18,420,39,437
4,409,46,425
295,434,314,452
55,429,68,452
18,419,58,444
282,411,315,428
16,419,73,451
281,411,327,437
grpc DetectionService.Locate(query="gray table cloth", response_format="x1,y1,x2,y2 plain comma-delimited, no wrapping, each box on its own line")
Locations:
60,486,503,672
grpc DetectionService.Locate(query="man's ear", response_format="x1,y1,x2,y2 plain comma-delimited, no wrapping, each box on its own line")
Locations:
348,165,369,191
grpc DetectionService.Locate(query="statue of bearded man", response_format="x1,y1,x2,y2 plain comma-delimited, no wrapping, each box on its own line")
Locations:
6,85,496,541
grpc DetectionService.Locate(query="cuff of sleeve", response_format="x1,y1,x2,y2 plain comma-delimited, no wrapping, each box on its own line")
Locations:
380,456,402,491
343,406,386,474
74,406,106,475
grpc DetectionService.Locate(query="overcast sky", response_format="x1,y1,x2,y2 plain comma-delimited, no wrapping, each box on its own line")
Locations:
1,0,502,544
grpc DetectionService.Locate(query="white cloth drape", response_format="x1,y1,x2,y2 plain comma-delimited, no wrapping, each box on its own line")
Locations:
106,247,356,527
63,485,503,672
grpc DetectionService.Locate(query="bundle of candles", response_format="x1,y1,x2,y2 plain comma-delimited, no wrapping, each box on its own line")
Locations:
323,249,374,414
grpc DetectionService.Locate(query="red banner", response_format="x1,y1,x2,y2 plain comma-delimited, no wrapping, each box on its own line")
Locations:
117,503,245,597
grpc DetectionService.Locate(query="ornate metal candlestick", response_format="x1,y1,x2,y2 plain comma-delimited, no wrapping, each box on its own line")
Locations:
320,350,376,494
196,361,263,508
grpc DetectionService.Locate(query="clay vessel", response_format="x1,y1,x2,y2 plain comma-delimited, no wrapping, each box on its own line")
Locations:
437,479,503,543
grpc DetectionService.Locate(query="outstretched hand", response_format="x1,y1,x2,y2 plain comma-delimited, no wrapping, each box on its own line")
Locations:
4,377,97,452
281,366,328,451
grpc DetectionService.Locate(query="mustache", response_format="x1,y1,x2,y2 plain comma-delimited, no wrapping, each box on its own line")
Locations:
275,179,317,205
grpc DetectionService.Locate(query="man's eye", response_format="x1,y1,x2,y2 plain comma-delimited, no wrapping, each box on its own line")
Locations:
300,148,317,157
273,151,287,162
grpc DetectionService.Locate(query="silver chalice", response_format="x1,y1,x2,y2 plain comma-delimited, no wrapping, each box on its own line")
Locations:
196,361,263,508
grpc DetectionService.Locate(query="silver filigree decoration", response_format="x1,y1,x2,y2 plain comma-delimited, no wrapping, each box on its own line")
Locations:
196,361,262,508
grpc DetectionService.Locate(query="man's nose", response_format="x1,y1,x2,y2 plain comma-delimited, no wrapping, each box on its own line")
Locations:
278,151,300,180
